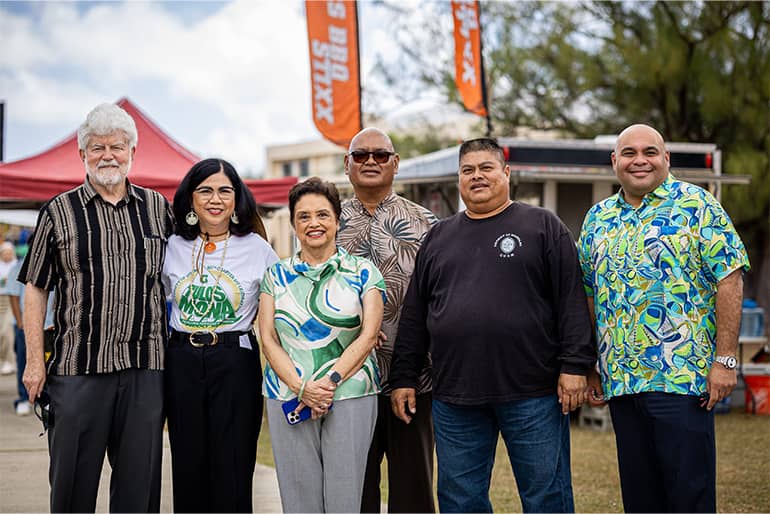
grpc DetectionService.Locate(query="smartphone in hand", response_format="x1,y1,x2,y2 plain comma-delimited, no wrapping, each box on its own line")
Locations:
282,397,333,425
282,397,311,425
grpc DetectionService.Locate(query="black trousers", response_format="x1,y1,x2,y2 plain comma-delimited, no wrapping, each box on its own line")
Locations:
47,369,163,513
609,392,716,513
361,392,435,513
165,336,263,513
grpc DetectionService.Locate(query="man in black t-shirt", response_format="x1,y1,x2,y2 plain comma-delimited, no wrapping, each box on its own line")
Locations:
390,138,596,513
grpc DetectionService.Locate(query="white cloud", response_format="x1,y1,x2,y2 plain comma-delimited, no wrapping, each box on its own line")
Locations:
0,0,319,174
0,0,445,175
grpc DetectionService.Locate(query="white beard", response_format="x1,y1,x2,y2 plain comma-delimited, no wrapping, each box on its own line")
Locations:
86,157,130,187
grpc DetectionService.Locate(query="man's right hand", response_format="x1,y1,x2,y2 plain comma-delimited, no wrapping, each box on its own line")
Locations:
586,367,606,407
391,387,417,424
23,358,46,403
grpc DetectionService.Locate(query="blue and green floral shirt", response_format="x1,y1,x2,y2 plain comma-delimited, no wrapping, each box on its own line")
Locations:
261,247,386,401
578,175,750,399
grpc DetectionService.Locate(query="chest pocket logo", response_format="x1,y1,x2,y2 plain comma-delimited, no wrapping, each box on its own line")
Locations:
494,233,522,258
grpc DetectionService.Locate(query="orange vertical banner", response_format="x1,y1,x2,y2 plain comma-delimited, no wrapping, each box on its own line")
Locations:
306,0,362,147
451,0,488,117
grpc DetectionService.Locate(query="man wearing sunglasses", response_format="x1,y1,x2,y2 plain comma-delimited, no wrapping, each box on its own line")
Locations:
18,103,172,513
338,127,438,513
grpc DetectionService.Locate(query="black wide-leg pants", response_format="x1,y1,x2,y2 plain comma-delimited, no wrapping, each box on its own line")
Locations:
165,336,263,513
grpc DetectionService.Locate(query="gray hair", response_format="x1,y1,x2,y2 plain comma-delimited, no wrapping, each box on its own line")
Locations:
77,103,138,150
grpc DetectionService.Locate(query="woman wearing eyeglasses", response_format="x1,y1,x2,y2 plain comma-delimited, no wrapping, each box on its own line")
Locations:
161,158,278,513
258,177,385,513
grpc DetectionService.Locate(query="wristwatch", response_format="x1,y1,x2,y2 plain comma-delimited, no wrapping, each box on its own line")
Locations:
327,370,342,385
715,355,737,370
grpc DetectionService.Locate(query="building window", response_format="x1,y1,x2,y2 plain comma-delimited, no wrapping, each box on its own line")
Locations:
282,162,292,177
299,159,309,177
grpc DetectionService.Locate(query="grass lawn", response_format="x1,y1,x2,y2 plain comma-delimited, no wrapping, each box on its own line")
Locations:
256,407,770,513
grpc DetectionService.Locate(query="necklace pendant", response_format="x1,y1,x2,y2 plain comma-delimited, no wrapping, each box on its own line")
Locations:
204,241,217,253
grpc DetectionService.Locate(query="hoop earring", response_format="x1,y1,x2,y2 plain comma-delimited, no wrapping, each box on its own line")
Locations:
230,213,239,224
185,211,199,226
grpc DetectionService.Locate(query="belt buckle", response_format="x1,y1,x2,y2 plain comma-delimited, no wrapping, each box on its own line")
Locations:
189,330,218,348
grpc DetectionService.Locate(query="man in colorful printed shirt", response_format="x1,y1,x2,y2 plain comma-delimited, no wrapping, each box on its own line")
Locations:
337,127,438,513
578,124,749,513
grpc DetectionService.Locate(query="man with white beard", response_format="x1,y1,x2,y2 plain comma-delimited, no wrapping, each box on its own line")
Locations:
18,103,173,513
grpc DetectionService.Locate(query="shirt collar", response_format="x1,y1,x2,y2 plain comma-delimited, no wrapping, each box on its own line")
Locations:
82,177,142,205
349,191,398,216
290,246,347,281
616,173,674,208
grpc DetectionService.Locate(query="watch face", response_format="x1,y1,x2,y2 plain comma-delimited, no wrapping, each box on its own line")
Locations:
329,371,342,384
718,356,737,369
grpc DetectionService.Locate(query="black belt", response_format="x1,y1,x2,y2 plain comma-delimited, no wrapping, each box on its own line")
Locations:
169,329,253,348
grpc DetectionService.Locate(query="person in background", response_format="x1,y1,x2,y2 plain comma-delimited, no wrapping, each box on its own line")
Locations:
162,158,278,512
337,127,437,513
19,102,172,513
259,177,385,513
578,124,749,512
6,243,54,416
390,138,596,513
0,242,17,375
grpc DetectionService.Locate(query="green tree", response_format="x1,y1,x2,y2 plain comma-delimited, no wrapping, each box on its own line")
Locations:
375,0,770,313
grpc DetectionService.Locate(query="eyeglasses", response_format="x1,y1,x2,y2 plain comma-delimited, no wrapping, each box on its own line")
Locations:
193,186,235,201
348,150,395,164
34,390,54,436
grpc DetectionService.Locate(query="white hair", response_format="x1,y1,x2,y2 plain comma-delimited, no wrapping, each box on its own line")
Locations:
77,103,138,150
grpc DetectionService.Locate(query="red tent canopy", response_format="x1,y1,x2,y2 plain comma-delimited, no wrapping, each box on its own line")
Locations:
0,98,296,205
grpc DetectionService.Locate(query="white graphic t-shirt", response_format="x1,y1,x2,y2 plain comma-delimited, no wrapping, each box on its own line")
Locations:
162,233,279,347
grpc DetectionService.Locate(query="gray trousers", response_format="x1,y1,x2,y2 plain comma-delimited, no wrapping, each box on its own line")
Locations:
266,395,377,513
47,369,163,513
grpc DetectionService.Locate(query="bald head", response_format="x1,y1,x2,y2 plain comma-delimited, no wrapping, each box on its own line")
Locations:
615,124,666,154
349,127,395,152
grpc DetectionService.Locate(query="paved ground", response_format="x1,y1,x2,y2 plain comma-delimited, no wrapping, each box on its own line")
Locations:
0,373,282,513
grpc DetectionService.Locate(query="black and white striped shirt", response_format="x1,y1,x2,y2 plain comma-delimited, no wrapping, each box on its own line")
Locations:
19,178,173,375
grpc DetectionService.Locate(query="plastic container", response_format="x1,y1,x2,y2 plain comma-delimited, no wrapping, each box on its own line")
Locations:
744,375,770,415
739,307,765,338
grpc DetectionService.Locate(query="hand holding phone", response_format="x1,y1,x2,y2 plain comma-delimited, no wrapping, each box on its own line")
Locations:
282,396,332,425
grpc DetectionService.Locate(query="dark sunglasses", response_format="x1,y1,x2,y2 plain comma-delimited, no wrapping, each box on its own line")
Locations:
34,390,54,436
348,150,395,164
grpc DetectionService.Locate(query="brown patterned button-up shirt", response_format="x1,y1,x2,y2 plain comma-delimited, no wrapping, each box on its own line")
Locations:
338,191,437,394
19,178,173,375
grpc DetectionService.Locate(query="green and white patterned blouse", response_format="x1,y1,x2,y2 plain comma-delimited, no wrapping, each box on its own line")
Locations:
261,247,386,401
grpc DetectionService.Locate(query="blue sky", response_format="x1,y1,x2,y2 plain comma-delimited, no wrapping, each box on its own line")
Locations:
0,0,444,176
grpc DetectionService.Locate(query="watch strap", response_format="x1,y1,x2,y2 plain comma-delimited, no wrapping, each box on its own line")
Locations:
715,355,737,369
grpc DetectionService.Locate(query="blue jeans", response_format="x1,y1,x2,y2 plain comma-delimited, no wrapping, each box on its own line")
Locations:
14,325,27,405
433,395,574,513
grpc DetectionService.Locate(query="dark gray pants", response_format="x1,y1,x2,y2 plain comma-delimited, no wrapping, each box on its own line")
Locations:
46,369,163,513
361,392,435,513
